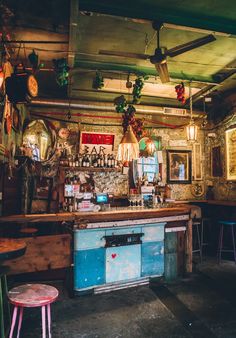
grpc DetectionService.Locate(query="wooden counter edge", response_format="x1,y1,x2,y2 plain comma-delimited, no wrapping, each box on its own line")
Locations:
0,206,190,224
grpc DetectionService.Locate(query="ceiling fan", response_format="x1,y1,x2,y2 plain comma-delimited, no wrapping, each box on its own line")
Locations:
99,22,216,83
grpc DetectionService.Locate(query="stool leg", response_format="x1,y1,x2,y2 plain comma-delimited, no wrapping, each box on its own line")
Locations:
0,277,4,338
218,224,223,263
231,224,236,264
2,275,10,328
41,306,46,338
47,304,51,338
196,224,202,262
9,306,18,338
16,307,24,338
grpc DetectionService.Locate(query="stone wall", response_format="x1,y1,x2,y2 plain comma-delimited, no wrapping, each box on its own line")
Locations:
204,111,236,201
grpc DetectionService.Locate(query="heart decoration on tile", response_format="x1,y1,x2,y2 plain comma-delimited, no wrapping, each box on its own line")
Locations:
111,253,117,259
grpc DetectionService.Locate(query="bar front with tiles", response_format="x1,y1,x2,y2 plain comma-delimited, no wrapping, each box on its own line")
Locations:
1,1,236,337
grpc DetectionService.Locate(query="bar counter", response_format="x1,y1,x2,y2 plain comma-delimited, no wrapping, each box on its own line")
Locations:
0,205,191,224
0,205,192,288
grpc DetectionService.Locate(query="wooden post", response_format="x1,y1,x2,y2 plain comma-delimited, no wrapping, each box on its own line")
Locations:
185,218,193,273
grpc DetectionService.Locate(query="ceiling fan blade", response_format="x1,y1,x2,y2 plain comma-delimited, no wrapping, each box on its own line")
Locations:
99,50,150,60
155,61,170,83
166,34,216,58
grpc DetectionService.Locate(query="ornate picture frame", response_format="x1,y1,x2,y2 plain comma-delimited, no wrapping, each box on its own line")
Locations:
193,143,202,180
167,150,192,184
225,127,236,180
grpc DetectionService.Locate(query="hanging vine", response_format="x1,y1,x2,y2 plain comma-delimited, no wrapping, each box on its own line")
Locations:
113,74,148,138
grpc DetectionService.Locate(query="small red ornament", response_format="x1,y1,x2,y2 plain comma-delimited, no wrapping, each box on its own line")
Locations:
175,82,185,104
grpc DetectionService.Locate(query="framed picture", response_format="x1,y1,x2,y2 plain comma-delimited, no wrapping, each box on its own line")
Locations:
167,150,192,184
193,143,202,180
225,127,236,180
212,145,223,177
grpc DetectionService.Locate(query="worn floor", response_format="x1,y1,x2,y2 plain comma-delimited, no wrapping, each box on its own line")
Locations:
8,257,236,338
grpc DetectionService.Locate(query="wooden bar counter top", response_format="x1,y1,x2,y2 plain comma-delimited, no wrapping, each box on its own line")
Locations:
0,205,190,224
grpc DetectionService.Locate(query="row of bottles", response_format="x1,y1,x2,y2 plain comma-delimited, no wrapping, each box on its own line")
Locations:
60,152,117,168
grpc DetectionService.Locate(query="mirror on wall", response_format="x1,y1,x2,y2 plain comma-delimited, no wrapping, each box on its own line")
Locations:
22,119,56,161
133,136,162,184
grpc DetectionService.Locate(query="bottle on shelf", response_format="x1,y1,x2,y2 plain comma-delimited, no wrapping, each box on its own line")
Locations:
100,154,104,168
104,154,108,168
82,154,86,167
86,155,90,167
75,154,79,167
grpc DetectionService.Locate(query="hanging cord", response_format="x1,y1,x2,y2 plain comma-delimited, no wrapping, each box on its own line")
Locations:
189,81,193,120
15,42,22,64
23,43,28,68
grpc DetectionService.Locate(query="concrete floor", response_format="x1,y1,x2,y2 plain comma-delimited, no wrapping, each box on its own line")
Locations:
9,258,236,338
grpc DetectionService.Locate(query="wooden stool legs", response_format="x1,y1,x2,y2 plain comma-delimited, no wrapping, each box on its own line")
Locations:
9,304,52,338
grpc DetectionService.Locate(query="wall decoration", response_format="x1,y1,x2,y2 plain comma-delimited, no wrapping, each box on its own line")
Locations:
193,143,202,180
80,131,115,154
167,150,192,184
211,145,223,177
225,127,236,180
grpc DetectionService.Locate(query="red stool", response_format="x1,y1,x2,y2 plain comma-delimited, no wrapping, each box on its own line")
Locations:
8,284,58,338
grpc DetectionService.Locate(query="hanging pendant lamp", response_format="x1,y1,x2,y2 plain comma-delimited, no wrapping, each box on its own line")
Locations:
117,125,139,164
186,82,198,142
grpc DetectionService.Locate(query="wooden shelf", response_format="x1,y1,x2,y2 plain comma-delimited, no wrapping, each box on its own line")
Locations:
59,166,121,172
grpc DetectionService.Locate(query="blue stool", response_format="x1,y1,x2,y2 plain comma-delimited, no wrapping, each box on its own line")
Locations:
217,221,236,264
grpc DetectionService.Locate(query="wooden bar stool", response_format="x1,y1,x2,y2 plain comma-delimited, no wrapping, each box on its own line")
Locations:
8,284,58,338
218,221,236,264
191,206,202,262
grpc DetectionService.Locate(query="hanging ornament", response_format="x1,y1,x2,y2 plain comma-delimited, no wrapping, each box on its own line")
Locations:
92,71,104,89
175,82,186,104
114,95,127,113
28,50,39,73
52,58,70,87
132,75,148,104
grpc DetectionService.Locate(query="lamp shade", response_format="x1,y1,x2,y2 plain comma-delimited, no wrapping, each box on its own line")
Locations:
0,68,4,89
117,126,139,163
186,120,198,142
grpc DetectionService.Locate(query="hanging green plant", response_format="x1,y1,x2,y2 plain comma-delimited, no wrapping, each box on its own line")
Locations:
52,58,70,87
92,71,104,89
132,75,149,104
114,95,127,113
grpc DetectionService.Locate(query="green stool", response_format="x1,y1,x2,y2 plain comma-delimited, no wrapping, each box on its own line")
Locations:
0,266,11,338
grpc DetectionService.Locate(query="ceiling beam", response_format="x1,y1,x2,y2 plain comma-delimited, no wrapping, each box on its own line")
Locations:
68,0,79,68
79,1,236,35
73,59,219,84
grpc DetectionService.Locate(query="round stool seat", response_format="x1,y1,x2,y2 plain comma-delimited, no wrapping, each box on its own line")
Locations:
19,228,38,235
219,221,236,225
8,284,58,308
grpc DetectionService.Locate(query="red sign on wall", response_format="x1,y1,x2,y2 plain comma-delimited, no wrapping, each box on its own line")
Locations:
81,133,114,145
